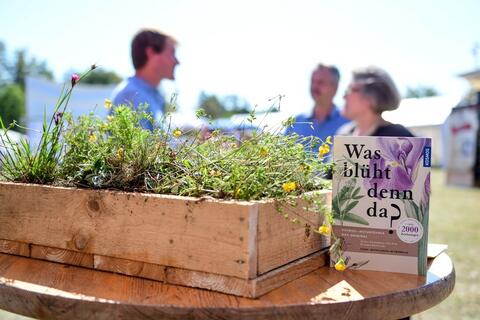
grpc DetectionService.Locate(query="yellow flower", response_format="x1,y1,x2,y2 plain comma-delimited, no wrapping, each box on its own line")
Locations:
299,164,311,172
318,143,330,158
99,123,108,131
335,258,347,271
282,181,296,193
107,115,114,122
104,99,113,110
210,169,221,177
234,188,241,197
173,129,182,138
318,223,331,235
325,136,332,145
260,147,268,157
116,148,124,159
89,134,97,142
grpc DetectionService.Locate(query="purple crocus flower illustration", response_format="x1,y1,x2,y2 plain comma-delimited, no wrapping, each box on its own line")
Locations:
365,137,430,192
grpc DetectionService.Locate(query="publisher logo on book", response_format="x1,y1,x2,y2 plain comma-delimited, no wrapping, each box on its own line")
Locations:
423,146,431,167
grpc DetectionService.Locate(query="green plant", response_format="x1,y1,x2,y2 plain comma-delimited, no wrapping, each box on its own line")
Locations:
0,69,334,249
0,67,96,183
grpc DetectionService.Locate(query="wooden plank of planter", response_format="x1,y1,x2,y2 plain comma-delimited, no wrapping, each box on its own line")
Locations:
94,255,166,282
257,190,331,274
31,245,94,268
0,239,30,257
0,182,257,279
93,248,328,298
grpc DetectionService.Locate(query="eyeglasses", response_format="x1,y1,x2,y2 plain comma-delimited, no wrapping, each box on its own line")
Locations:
344,87,362,96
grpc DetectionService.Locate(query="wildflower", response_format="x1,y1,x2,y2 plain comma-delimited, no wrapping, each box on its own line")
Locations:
318,143,330,158
104,99,113,110
282,181,296,193
107,115,114,122
115,148,124,160
300,164,311,172
89,134,97,142
210,170,221,177
99,123,108,131
325,136,332,145
54,112,63,125
318,223,331,235
260,147,268,157
234,188,241,198
173,128,182,138
335,258,347,271
211,129,220,138
71,73,80,87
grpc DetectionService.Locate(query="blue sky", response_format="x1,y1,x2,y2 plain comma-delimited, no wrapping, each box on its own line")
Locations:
0,0,478,114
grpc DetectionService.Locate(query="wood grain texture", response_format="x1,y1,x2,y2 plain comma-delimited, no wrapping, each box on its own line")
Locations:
0,182,332,281
0,239,29,257
94,255,166,282
31,245,93,268
257,190,331,274
165,249,327,297
0,182,258,279
0,252,455,320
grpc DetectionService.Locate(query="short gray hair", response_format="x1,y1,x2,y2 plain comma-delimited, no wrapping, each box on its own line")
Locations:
316,63,340,84
352,66,400,113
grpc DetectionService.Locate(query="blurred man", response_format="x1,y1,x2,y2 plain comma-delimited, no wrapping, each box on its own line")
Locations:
112,29,179,130
286,64,349,143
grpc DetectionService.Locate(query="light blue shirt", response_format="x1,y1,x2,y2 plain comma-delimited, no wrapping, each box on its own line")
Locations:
112,76,165,131
285,106,350,156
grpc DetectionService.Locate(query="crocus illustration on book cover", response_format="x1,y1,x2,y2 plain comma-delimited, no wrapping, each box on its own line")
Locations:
332,136,431,275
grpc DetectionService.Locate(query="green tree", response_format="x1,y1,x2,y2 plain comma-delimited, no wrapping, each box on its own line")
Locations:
0,84,25,131
197,92,251,119
405,86,439,98
2,49,53,89
223,95,250,115
0,41,54,132
197,92,226,119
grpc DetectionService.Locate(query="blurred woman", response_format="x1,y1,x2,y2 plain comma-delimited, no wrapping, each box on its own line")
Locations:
337,66,413,137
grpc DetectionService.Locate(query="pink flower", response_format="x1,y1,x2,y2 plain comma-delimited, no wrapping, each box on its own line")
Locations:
71,73,80,87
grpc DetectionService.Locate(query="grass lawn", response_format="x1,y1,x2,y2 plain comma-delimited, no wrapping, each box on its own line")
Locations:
0,169,478,319
415,168,480,320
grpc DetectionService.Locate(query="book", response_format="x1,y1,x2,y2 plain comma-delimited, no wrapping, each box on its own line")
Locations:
331,136,431,275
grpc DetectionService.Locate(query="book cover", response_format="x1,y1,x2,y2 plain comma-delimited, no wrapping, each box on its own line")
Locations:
331,136,431,275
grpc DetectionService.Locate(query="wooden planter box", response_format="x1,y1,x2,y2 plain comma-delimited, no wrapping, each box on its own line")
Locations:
0,182,331,298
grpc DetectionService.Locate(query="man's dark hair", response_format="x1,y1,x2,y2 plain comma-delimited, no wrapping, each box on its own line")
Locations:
131,29,172,70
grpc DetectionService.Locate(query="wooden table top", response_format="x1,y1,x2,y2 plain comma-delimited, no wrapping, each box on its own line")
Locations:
0,252,454,320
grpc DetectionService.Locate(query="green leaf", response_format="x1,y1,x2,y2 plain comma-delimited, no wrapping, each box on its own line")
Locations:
343,200,359,214
342,212,369,225
351,187,361,199
332,196,341,217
